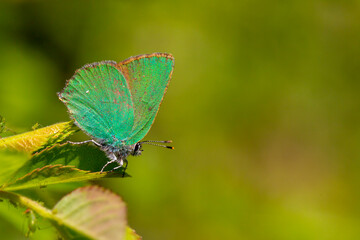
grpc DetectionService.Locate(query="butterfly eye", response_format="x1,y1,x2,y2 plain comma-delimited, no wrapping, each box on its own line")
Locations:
134,143,142,152
131,143,143,156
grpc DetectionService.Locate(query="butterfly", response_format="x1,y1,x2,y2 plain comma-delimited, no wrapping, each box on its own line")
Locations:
58,53,174,172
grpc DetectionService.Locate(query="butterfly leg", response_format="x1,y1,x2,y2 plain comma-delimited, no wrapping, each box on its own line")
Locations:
101,159,116,172
67,139,101,147
122,159,128,177
101,153,117,172
110,159,128,177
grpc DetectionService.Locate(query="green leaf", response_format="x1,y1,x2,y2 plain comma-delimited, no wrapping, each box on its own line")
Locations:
0,151,29,186
52,186,127,240
0,121,77,154
0,143,128,191
0,122,128,191
125,227,142,240
0,187,141,240
2,165,103,191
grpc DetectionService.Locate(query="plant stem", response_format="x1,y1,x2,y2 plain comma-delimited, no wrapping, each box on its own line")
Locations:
0,190,53,219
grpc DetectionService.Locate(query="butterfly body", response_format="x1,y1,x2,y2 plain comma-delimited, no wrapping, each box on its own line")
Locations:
58,53,174,171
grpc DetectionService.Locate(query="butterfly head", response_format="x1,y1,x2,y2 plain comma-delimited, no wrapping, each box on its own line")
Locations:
131,142,143,156
129,140,174,157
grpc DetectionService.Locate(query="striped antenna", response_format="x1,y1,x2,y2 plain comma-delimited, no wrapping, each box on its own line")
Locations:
140,140,174,149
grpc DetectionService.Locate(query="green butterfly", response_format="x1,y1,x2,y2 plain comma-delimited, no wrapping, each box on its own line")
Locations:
58,53,174,172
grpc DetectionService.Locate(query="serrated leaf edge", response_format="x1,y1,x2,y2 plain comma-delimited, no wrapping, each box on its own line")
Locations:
2,165,105,191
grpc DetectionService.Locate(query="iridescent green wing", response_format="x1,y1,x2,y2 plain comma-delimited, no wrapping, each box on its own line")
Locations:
58,62,134,147
117,53,174,145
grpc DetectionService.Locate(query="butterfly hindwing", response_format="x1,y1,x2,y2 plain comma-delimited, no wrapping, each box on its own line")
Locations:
118,53,174,145
59,62,134,146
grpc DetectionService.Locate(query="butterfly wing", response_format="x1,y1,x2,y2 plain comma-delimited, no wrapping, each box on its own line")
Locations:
58,61,134,147
118,53,174,145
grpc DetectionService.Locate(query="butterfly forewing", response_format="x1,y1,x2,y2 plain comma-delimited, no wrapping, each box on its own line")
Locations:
59,62,135,146
118,53,174,145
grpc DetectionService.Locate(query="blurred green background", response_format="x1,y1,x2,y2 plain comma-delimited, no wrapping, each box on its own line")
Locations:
1,0,360,239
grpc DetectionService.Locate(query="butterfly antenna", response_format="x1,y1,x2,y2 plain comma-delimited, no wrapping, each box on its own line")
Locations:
141,140,174,149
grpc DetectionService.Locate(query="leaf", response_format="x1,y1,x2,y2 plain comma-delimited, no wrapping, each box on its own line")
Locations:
0,187,141,240
2,165,104,191
0,143,129,191
0,122,128,191
0,121,77,154
0,151,29,187
52,186,127,240
125,227,142,240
